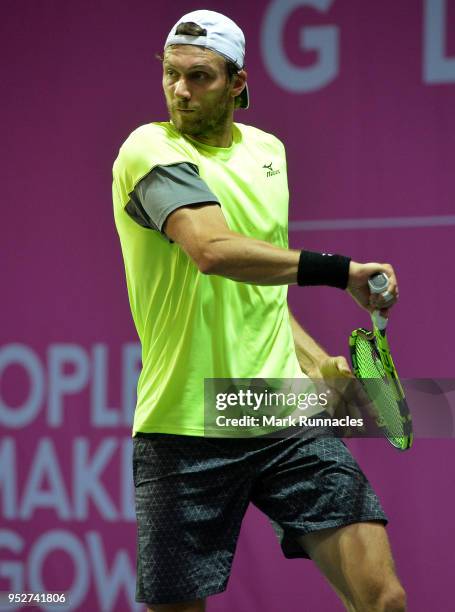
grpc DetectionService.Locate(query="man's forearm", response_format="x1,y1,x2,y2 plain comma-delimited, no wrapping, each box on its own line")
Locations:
166,202,399,313
199,232,300,285
288,308,329,376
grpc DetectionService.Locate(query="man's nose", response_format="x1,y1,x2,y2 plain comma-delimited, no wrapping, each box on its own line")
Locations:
174,77,191,99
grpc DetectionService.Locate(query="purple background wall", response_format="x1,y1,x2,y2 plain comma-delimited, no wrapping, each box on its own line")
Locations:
1,1,454,610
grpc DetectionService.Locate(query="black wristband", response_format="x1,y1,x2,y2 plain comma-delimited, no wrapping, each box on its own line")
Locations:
297,250,351,289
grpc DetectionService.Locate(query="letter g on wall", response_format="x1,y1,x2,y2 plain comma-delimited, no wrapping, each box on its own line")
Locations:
261,0,339,92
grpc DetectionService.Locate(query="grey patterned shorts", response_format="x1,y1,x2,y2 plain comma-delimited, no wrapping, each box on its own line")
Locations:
133,432,387,605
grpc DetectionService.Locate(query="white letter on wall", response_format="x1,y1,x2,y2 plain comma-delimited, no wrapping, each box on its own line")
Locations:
261,0,339,92
0,344,44,428
48,345,89,427
423,0,455,83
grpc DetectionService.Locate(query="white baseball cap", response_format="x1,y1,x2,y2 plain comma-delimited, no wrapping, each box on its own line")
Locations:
164,9,249,109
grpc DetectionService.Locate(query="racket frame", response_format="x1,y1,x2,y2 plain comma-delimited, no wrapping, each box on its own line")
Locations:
349,326,413,451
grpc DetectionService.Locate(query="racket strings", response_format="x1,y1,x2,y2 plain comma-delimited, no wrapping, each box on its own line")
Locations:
353,335,406,438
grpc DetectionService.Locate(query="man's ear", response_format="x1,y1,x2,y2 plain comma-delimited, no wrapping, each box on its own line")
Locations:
231,69,247,101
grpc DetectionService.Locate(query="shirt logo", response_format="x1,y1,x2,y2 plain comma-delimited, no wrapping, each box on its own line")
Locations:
262,162,281,177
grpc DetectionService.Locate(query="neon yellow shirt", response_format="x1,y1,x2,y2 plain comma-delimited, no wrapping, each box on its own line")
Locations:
112,121,305,436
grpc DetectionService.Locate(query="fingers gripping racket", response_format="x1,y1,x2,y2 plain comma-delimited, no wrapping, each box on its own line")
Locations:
349,273,413,451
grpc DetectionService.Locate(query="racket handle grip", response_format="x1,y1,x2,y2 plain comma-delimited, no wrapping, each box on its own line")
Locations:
369,273,391,330
368,272,394,305
368,272,389,294
372,310,388,331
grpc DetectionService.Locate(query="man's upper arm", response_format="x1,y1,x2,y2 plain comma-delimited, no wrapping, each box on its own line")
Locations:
124,159,233,268
125,162,222,236
163,203,232,268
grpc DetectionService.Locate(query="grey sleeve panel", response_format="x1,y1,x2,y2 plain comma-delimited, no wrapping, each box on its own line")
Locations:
125,162,220,233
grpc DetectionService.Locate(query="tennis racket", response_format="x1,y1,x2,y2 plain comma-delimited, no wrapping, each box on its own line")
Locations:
349,272,413,451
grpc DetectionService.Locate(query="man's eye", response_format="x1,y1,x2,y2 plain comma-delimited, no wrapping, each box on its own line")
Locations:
166,69,176,77
191,72,208,80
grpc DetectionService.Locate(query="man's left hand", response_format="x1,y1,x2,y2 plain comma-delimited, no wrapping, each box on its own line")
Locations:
307,356,366,434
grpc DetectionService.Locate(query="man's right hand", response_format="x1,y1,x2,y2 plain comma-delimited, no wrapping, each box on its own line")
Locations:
347,261,399,315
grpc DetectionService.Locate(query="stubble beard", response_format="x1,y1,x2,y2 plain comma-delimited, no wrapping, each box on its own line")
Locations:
167,88,232,140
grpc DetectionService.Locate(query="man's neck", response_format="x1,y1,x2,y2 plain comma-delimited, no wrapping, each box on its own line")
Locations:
190,133,232,148
186,118,234,148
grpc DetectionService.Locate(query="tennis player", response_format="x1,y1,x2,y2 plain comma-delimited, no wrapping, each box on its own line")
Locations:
112,10,406,612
